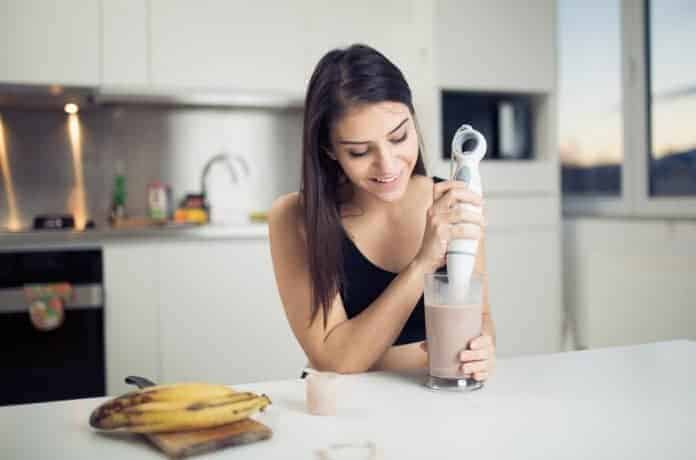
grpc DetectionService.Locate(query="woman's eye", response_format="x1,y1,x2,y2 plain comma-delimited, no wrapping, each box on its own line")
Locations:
391,131,408,144
348,150,369,157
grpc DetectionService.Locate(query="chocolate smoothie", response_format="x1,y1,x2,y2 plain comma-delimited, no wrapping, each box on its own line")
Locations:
425,302,482,379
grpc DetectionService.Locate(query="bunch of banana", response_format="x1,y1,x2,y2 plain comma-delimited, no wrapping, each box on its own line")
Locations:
89,382,271,433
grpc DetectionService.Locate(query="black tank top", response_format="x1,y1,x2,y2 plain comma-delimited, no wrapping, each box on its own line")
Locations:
339,177,445,346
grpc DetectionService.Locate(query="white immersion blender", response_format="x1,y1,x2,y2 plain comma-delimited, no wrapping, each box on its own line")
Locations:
447,124,487,302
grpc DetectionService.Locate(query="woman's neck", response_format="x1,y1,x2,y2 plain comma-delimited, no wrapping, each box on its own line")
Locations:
342,175,422,220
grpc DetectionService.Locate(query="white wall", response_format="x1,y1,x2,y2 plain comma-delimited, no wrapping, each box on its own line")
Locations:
563,218,696,349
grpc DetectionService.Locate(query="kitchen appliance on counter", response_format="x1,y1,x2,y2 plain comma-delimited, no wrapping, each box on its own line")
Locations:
0,249,105,406
0,215,97,233
441,91,533,160
32,214,95,231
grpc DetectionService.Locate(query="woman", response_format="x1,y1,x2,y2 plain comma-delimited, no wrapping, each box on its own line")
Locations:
269,44,495,382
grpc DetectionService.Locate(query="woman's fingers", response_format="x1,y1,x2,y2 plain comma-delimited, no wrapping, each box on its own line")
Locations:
445,208,484,240
447,207,485,225
433,184,483,214
460,336,496,381
418,180,486,274
450,223,482,240
432,179,461,201
470,335,494,350
460,360,488,375
459,348,488,362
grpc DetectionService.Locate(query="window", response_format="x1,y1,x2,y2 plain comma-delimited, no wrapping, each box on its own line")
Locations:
559,0,696,217
559,1,623,196
647,0,696,196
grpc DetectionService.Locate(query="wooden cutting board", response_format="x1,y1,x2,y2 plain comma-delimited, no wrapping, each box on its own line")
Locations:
122,377,272,459
143,418,272,459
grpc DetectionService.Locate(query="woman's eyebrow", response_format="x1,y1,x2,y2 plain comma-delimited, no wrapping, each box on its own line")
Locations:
338,117,409,145
387,117,409,135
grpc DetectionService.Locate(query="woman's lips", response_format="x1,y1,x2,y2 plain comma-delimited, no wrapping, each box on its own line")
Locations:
370,171,402,190
373,174,398,183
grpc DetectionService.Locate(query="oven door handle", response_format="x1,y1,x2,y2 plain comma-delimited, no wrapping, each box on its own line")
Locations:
0,284,103,314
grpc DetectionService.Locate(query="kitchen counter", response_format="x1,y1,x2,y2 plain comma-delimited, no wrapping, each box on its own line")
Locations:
0,223,269,250
1,340,694,459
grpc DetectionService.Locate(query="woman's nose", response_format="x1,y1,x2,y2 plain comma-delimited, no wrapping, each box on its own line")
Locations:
374,145,397,171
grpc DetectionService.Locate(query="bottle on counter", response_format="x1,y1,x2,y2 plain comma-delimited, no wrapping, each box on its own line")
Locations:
147,181,172,223
109,161,127,225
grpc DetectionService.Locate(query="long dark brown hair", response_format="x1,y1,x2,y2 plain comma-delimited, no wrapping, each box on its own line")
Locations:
301,44,427,326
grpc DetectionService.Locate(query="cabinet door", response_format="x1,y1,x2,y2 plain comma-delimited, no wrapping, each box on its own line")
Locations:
149,0,419,94
435,0,556,91
101,0,149,86
103,244,161,395
158,239,306,384
301,1,419,87
150,0,311,93
2,0,100,86
485,228,563,357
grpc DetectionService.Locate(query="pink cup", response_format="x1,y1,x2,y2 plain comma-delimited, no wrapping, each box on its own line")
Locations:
304,368,339,416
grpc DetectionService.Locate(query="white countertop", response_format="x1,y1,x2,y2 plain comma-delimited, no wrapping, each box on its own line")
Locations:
0,223,269,251
2,340,694,459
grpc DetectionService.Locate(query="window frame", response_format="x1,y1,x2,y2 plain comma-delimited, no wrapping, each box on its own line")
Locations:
562,0,696,219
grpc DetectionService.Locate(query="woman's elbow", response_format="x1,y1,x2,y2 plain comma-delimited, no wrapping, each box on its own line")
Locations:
312,354,369,374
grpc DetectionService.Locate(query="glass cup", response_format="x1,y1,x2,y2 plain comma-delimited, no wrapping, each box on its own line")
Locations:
423,272,484,391
304,368,339,415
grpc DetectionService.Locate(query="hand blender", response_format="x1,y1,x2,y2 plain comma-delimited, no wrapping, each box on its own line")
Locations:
446,125,487,302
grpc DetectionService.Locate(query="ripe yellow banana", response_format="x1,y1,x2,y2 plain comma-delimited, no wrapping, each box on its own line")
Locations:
90,382,235,424
129,394,272,433
137,382,237,401
123,392,255,414
89,382,272,433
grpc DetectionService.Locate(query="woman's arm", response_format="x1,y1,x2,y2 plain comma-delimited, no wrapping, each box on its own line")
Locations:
269,193,428,374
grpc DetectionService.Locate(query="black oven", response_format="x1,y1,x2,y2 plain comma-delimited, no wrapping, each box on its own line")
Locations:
0,248,105,406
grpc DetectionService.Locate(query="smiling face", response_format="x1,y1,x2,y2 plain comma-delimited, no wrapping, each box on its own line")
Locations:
328,101,420,204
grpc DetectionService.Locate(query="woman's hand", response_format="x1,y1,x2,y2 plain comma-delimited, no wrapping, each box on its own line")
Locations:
419,334,496,382
413,180,484,274
459,335,495,382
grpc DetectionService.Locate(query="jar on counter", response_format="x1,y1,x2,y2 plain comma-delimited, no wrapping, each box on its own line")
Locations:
147,182,172,222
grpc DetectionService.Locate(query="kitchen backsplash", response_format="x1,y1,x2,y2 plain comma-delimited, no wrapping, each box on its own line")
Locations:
0,105,303,229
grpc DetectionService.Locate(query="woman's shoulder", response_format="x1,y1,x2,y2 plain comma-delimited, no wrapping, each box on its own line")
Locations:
410,174,441,195
269,192,305,239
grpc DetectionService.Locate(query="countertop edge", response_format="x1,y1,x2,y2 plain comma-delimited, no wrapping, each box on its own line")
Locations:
0,224,269,251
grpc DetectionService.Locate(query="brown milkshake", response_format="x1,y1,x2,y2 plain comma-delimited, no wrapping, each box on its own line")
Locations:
425,302,482,379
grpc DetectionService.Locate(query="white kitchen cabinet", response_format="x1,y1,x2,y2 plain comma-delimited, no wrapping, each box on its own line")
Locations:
149,0,420,94
157,239,305,384
149,0,310,93
101,0,149,87
435,0,556,92
1,0,100,86
301,1,420,87
564,219,696,350
485,227,563,357
103,243,161,396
